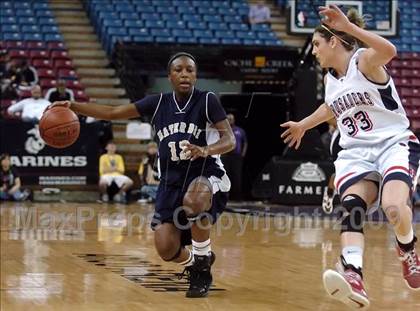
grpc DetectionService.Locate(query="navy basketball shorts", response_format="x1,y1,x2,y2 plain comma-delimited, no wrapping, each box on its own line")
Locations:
151,175,229,246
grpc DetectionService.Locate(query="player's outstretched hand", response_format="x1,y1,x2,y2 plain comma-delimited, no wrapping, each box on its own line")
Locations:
318,4,351,32
280,121,306,149
183,142,208,161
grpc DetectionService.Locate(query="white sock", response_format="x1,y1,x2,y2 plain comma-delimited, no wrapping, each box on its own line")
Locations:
179,248,195,267
396,227,414,245
342,246,363,270
192,239,211,256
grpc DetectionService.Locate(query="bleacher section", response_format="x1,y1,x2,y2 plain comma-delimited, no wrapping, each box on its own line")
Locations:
0,0,88,117
86,0,283,55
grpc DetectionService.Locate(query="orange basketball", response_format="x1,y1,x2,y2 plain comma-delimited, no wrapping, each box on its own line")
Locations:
39,106,80,148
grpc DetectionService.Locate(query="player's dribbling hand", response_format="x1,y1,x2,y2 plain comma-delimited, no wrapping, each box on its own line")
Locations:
183,142,208,161
44,100,72,113
280,121,305,149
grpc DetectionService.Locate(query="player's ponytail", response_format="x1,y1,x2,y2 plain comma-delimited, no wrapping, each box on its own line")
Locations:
315,7,366,50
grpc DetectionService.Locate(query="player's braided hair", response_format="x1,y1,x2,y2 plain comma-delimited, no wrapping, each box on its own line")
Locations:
315,8,366,51
167,52,197,73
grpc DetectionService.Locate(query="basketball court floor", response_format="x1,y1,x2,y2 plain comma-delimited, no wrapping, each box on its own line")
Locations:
1,202,419,310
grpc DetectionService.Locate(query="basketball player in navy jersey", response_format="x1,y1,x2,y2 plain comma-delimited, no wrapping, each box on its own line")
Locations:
281,5,420,310
48,52,236,298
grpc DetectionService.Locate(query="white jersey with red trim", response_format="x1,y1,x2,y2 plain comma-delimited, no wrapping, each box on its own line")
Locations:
325,48,410,149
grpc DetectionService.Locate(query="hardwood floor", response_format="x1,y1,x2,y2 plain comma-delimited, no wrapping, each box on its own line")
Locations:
1,202,419,310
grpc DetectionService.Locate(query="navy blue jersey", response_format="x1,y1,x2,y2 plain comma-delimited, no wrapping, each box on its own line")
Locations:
134,88,227,186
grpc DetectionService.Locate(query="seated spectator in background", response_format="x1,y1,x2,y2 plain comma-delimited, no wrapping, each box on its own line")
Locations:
0,52,19,100
45,79,74,103
15,60,38,91
99,141,133,203
247,0,271,25
0,153,30,201
138,142,159,203
7,85,50,122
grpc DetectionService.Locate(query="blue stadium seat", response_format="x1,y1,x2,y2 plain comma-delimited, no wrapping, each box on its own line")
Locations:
145,20,165,28
156,7,176,14
16,9,34,17
177,7,196,14
132,35,154,43
243,39,264,46
181,14,201,22
193,30,213,38
18,17,37,25
161,13,181,22
221,38,242,45
33,2,49,10
177,37,198,44
251,24,270,31
198,7,216,15
192,1,211,8
172,0,190,6
232,2,249,9
215,30,235,39
23,33,43,41
36,10,54,18
166,20,186,29
230,23,249,31
187,21,207,30
264,39,283,46
0,9,14,17
14,2,31,9
203,15,222,23
120,12,139,20
106,27,127,37
151,0,171,6
208,22,229,31
45,34,63,42
0,2,12,9
1,25,20,32
237,8,249,16
224,16,243,24
141,13,160,21
38,17,57,26
257,32,276,40
22,25,40,33
131,0,152,4
3,33,23,41
172,29,193,37
150,28,171,37
128,28,149,36
135,5,155,13
102,19,123,29
218,8,236,16
211,1,230,9
1,17,17,24
115,4,135,13
199,38,220,45
155,36,176,43
124,20,144,28
236,31,257,40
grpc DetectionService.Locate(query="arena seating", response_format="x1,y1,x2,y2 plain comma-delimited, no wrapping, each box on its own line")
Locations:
85,0,283,55
0,0,88,117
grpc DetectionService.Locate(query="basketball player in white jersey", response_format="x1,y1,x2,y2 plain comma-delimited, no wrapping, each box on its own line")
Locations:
281,4,420,310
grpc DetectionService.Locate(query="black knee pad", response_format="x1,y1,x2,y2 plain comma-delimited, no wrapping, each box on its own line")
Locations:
339,194,367,234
